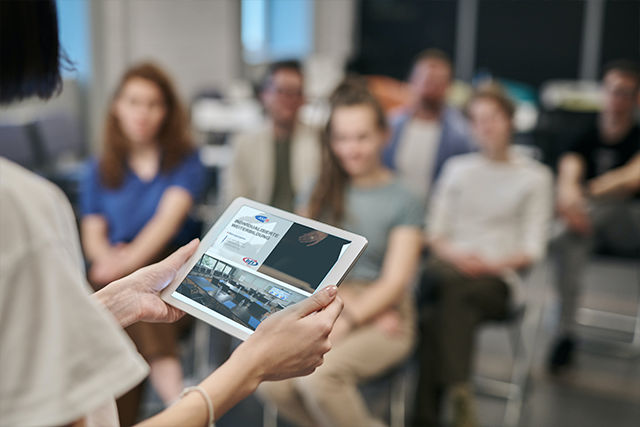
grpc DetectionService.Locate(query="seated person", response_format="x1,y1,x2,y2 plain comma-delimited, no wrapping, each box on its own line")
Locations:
258,80,424,427
80,62,205,423
549,60,640,373
383,48,475,204
413,85,553,427
226,60,321,212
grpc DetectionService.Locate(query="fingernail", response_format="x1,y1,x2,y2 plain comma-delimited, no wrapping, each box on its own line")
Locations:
324,286,337,298
190,238,199,245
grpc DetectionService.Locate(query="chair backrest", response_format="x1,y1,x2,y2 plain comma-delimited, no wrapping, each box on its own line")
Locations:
34,113,84,163
0,124,37,169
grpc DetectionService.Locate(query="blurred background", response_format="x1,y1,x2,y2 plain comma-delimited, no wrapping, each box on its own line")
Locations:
1,1,638,426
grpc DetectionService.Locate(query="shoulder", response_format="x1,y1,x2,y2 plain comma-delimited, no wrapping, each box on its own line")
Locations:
83,157,101,179
386,180,425,226
180,150,203,168
388,111,412,130
1,158,68,205
293,121,322,144
514,154,554,186
442,152,483,174
0,159,77,261
627,124,640,145
231,122,273,147
387,179,423,208
442,105,466,124
167,150,206,185
568,124,599,151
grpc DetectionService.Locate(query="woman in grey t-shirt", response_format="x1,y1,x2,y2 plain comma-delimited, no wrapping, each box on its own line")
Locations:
259,80,424,426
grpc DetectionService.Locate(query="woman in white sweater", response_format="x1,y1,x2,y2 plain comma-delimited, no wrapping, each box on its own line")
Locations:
413,85,553,427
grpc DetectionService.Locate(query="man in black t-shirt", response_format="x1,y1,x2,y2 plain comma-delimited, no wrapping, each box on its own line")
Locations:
550,60,640,374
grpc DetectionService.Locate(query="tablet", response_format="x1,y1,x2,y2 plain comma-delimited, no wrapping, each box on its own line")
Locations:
161,197,368,341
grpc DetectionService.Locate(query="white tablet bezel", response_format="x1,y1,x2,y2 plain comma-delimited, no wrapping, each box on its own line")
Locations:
161,197,368,341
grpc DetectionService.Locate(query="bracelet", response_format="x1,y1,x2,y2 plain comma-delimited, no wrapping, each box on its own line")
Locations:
181,386,215,427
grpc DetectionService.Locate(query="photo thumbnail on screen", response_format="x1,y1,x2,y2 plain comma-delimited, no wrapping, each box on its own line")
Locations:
176,254,307,331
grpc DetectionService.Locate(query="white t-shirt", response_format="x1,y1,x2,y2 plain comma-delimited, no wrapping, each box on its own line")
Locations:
0,158,149,426
395,118,442,202
428,151,553,301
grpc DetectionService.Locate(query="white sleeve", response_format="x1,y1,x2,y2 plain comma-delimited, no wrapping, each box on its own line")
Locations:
0,170,148,427
225,133,252,206
520,167,554,261
427,161,458,240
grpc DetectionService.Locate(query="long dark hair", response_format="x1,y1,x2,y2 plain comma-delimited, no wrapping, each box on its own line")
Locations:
0,0,65,104
99,62,193,188
307,78,388,224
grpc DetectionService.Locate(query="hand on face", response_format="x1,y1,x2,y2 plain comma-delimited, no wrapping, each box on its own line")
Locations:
298,230,328,247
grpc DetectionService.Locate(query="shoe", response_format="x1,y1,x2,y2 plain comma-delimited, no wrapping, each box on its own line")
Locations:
548,336,575,375
450,383,478,427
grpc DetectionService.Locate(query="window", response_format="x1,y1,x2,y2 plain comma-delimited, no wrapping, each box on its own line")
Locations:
241,0,314,64
56,0,91,82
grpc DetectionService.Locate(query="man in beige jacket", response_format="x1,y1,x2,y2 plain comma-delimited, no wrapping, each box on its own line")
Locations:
226,61,321,212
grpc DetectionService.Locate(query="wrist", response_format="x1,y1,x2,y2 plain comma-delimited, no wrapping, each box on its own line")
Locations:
226,342,265,392
93,278,140,328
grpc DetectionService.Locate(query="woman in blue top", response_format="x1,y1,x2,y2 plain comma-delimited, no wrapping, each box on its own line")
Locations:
259,80,424,426
80,62,205,424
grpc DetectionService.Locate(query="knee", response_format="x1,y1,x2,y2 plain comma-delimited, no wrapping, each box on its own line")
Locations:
256,379,294,407
296,365,352,406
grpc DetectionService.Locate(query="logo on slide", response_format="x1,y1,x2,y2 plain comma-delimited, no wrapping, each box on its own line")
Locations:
255,215,269,223
243,257,259,267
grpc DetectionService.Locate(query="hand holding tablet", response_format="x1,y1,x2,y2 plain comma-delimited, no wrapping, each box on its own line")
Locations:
160,198,368,340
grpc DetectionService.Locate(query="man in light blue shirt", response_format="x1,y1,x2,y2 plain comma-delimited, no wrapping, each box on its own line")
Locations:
383,49,475,202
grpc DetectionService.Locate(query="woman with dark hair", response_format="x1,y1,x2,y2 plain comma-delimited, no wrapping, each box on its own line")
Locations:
259,80,424,427
413,85,552,427
79,62,205,421
0,4,342,427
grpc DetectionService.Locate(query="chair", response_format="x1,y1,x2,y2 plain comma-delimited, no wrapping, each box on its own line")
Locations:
574,255,640,359
34,113,84,164
473,260,550,427
0,124,39,169
33,113,86,206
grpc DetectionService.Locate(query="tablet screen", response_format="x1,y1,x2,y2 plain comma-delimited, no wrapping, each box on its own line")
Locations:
173,205,351,331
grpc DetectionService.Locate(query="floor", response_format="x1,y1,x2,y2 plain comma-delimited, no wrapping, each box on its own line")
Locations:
139,257,640,427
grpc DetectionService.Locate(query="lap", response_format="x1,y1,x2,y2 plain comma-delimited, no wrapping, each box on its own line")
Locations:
304,321,415,386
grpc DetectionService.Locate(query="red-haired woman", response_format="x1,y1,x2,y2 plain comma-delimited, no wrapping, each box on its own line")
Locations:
80,62,205,424
258,80,424,426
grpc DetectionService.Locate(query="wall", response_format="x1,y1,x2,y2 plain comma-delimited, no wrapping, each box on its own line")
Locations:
354,0,640,88
87,0,359,151
314,0,357,64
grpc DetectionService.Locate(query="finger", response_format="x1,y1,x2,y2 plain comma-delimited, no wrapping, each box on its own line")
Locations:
314,296,343,325
292,285,338,318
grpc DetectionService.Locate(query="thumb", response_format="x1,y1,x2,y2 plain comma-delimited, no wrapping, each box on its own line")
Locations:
293,285,338,318
163,238,200,272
